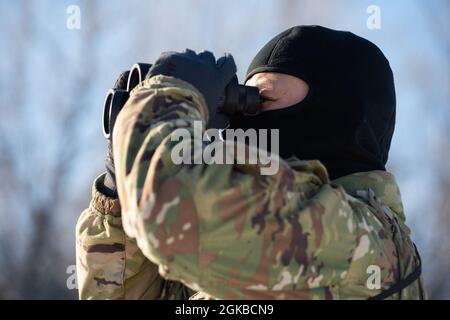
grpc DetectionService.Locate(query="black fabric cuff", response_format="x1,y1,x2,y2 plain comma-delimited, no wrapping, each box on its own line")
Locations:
96,172,118,199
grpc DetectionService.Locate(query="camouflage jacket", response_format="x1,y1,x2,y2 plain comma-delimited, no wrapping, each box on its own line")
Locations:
76,75,425,300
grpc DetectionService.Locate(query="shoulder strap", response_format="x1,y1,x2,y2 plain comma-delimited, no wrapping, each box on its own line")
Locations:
368,244,422,300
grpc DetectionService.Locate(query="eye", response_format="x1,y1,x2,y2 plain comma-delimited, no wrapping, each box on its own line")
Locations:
261,95,277,102
259,88,277,102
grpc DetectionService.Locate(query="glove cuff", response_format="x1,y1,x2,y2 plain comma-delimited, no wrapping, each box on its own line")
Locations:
92,173,121,216
97,171,118,199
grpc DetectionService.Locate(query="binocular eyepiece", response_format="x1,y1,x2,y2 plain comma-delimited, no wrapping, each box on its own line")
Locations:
103,62,261,139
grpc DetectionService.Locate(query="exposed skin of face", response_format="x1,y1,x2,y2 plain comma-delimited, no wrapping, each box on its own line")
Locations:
245,72,310,111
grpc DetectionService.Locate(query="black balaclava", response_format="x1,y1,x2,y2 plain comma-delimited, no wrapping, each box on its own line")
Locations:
229,25,396,180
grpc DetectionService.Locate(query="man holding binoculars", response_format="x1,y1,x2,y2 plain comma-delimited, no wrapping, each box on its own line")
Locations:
76,26,425,300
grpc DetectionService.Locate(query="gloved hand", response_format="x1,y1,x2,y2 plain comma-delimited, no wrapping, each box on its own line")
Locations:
101,70,130,198
147,49,237,128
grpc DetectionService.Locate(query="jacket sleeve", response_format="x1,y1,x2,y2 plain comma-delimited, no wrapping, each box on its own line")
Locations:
113,75,364,299
75,173,195,299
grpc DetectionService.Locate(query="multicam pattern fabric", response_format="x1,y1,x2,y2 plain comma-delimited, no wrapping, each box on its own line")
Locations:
76,75,425,300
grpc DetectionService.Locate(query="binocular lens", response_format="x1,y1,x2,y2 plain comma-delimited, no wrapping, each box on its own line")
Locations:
103,63,151,139
127,63,152,92
102,89,114,138
102,89,129,139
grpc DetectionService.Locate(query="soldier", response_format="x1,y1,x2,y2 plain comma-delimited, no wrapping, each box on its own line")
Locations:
76,25,426,299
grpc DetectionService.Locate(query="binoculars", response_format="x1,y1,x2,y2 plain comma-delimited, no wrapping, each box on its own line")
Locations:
103,63,261,139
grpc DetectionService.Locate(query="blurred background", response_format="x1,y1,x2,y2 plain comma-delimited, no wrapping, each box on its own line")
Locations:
0,0,448,299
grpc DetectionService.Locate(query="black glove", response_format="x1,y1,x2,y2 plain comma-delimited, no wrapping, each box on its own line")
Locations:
101,70,130,198
147,49,237,128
